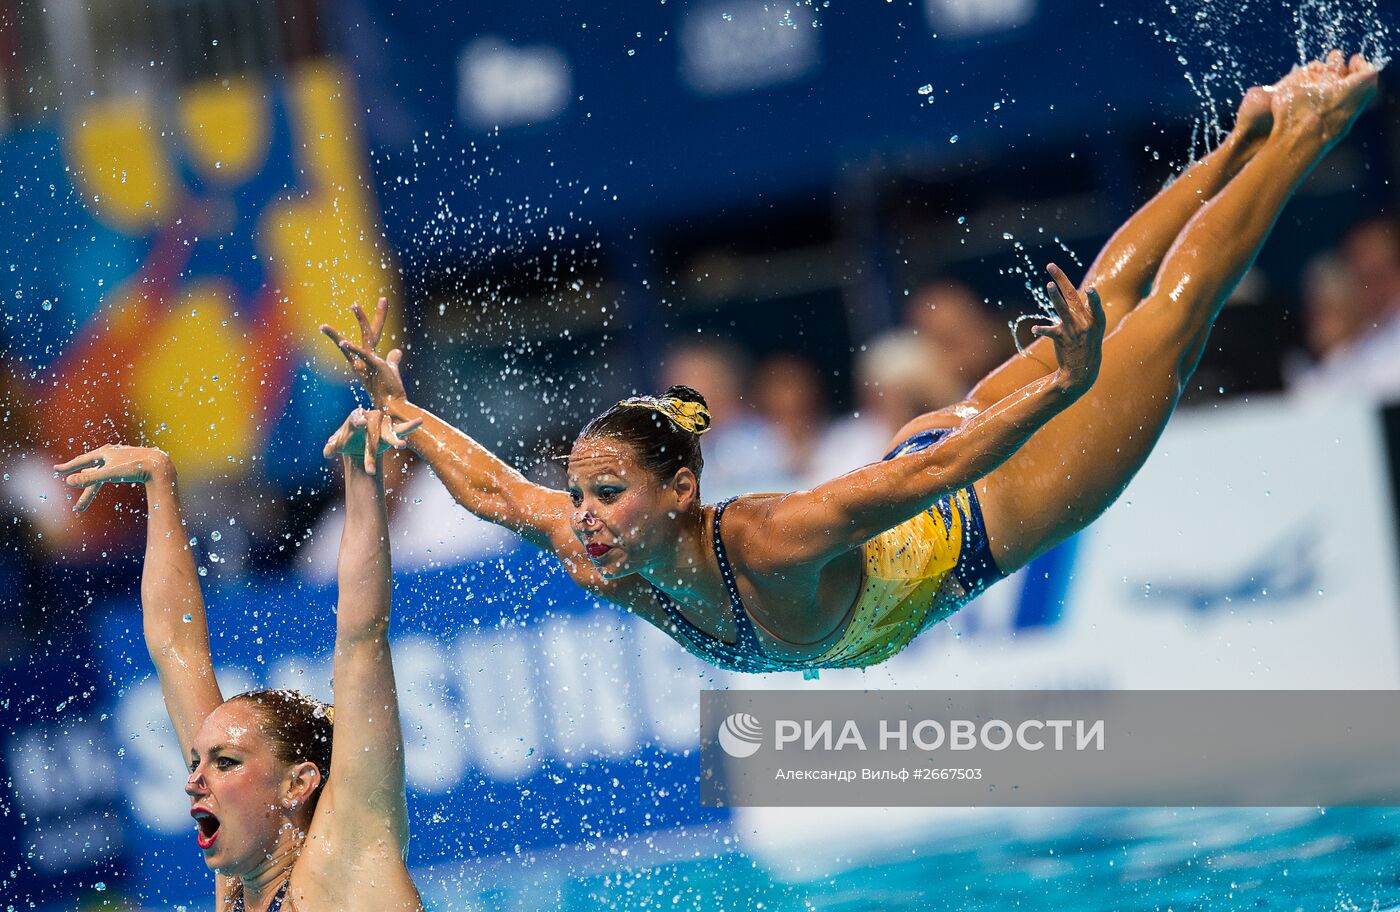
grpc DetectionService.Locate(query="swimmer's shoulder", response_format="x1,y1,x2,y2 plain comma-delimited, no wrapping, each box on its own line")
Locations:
719,493,814,573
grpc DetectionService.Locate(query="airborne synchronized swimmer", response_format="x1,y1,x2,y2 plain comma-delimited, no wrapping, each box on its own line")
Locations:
55,49,1378,905
322,55,1377,674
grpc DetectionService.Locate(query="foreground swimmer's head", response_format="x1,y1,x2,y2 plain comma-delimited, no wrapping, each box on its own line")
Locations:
184,689,333,875
569,386,711,579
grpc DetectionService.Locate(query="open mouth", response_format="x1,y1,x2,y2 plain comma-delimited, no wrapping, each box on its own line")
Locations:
585,542,613,559
191,808,220,850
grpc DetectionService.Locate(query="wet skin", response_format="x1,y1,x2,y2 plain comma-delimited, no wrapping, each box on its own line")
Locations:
566,438,866,652
184,701,318,880
324,53,1380,667
566,439,686,581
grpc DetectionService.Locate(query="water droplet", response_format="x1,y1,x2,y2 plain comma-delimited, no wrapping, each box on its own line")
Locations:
183,613,193,623
948,134,959,144
40,300,51,311
917,83,933,95
211,530,222,542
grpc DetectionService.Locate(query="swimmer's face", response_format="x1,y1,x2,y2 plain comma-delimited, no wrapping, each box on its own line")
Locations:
184,701,319,875
567,437,696,579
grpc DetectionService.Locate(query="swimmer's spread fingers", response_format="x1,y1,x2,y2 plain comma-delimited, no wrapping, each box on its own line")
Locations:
1046,263,1077,309
73,481,103,513
320,323,362,369
1033,265,1101,341
57,450,163,511
352,297,389,349
52,449,105,475
1034,263,1079,337
324,408,412,464
323,419,351,459
324,408,365,460
382,417,422,449
336,336,377,369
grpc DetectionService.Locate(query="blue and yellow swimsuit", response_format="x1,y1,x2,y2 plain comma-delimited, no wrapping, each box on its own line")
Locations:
649,428,1002,673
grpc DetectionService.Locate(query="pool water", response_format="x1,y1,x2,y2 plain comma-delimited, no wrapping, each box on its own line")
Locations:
421,807,1400,911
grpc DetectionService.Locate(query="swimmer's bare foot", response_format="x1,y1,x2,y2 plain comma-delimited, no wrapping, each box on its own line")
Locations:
1271,52,1379,148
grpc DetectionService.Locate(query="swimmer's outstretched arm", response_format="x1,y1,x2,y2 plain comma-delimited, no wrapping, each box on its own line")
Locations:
54,446,223,759
752,265,1104,565
320,315,576,552
318,409,416,852
320,322,663,618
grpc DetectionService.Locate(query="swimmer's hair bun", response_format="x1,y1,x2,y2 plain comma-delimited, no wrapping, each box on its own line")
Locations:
616,387,711,436
661,384,708,411
656,386,711,436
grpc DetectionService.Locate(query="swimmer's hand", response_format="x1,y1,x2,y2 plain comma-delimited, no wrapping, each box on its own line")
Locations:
53,445,174,513
323,407,422,475
1031,263,1104,396
320,296,410,407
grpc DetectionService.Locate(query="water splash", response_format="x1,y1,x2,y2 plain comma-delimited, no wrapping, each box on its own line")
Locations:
1157,0,1393,162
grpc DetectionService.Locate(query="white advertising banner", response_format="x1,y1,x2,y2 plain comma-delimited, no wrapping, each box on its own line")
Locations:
736,396,1400,865
743,395,1400,692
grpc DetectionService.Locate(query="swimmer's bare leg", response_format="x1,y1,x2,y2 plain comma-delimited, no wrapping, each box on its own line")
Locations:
976,53,1378,572
887,87,1274,448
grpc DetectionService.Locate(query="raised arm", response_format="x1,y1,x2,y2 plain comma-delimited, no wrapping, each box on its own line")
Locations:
319,306,675,619
317,411,411,852
54,446,223,758
753,265,1104,565
319,305,579,552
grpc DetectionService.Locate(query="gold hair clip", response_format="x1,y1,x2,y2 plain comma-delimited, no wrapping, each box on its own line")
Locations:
617,395,712,435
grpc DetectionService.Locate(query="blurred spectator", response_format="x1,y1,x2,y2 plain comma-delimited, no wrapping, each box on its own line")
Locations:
662,339,791,498
906,279,1015,395
1301,254,1365,360
753,353,832,484
855,331,963,440
793,331,964,486
1288,216,1400,402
